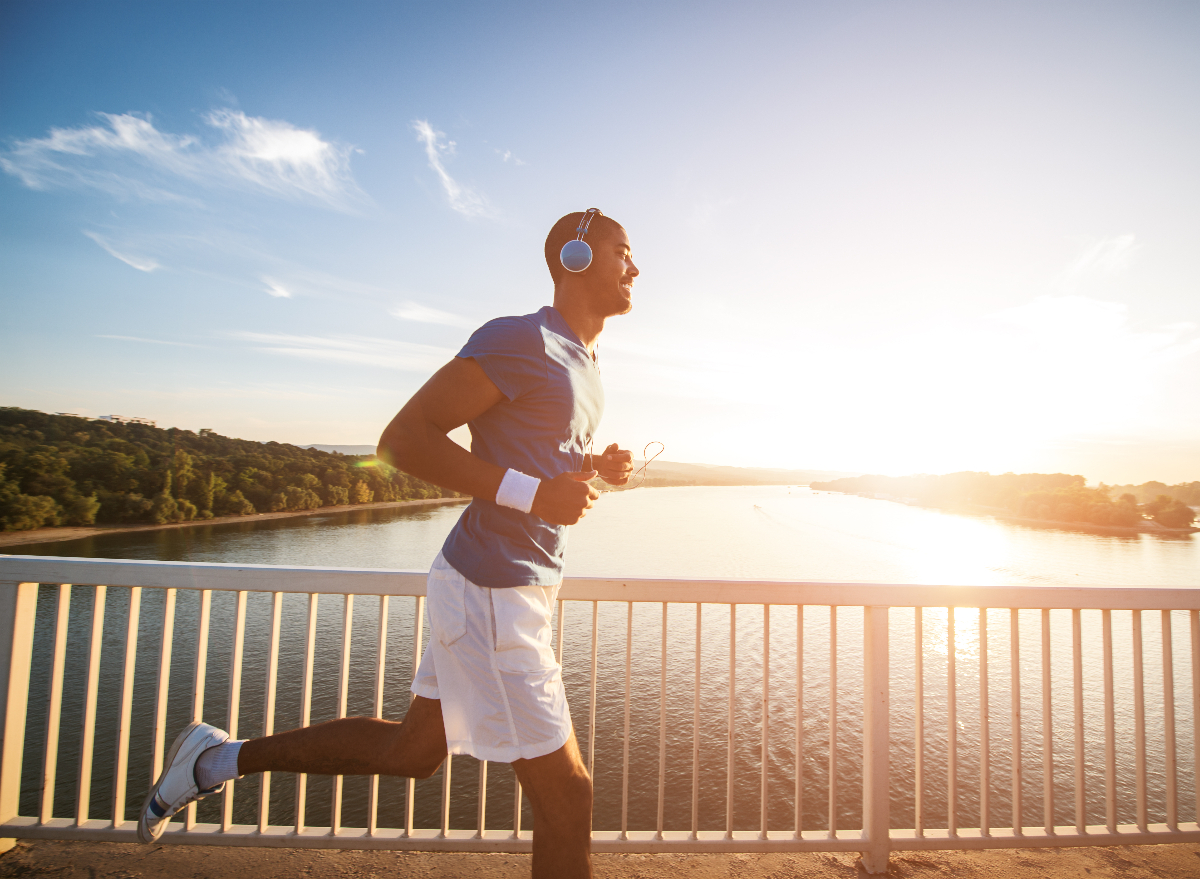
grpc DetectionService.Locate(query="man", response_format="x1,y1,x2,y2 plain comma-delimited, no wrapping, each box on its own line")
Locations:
138,210,639,879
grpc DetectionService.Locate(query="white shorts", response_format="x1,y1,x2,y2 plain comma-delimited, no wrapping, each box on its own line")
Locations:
411,553,572,763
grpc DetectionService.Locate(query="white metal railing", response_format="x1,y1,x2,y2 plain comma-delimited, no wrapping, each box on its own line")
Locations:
1,555,1199,874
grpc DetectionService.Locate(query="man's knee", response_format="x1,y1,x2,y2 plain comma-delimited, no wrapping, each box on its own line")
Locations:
392,696,448,778
565,770,593,818
388,732,446,779
407,753,445,779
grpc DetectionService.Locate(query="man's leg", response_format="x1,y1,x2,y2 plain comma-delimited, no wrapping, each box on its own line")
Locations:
513,731,592,879
236,694,448,778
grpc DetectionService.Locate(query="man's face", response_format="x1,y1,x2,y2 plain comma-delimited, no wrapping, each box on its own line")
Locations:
582,226,638,317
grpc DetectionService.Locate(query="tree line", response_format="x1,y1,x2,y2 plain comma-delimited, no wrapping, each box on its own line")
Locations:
810,471,1197,529
0,408,460,532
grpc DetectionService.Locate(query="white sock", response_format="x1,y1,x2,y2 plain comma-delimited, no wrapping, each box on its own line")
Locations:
194,740,245,790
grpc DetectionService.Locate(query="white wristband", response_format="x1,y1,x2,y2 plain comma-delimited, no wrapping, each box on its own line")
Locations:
495,468,540,514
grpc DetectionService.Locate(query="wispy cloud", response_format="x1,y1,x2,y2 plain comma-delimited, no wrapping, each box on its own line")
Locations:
83,230,161,272
1057,235,1139,288
205,109,360,206
231,331,453,372
96,334,205,348
390,301,473,328
261,276,292,298
2,110,365,210
496,148,525,166
412,120,494,218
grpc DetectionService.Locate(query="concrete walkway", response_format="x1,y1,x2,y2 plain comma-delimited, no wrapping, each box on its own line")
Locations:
3,841,1200,878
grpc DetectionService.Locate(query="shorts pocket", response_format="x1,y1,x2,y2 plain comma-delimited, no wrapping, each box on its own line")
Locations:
427,564,467,648
490,584,558,673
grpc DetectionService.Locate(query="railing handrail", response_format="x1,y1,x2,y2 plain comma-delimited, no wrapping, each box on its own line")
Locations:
1,554,1198,609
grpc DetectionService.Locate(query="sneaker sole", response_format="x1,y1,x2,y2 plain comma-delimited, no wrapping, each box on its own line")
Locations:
137,721,207,844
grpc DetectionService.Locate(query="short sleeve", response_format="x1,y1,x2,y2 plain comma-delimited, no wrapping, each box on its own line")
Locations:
457,316,547,401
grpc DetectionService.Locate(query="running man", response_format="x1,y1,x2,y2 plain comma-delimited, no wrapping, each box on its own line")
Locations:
138,209,639,879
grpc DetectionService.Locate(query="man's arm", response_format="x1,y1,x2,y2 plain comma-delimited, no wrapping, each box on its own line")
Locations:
377,357,599,526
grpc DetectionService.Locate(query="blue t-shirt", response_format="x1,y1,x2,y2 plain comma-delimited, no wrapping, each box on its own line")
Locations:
441,306,604,588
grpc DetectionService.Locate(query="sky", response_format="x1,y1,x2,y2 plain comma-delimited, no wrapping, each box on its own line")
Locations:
2,1,1198,485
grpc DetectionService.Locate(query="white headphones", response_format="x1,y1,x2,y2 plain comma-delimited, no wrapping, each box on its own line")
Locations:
559,208,603,272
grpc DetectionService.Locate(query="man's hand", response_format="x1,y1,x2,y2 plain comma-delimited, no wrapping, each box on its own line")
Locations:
531,471,600,526
596,442,634,486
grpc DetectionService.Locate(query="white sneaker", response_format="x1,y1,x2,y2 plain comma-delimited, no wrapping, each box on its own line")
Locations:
137,721,229,843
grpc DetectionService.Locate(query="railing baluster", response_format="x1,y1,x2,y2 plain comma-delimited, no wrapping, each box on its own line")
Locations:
369,594,388,836
915,607,924,837
406,594,424,838
829,605,837,838
151,588,176,785
589,601,599,781
470,758,484,840
75,586,106,827
621,600,633,840
1072,608,1085,835
331,594,353,835
1103,608,1116,834
258,592,282,834
692,602,701,840
862,606,891,874
111,587,141,828
1042,608,1053,835
0,580,37,852
40,584,71,824
192,589,211,716
1162,609,1177,831
552,595,564,840
185,589,210,830
657,602,667,840
294,593,317,835
440,755,452,838
760,604,770,839
980,607,990,837
794,605,803,839
475,759,487,839
513,779,522,839
556,598,565,665
1010,607,1021,836
1192,609,1200,824
948,607,957,837
726,603,736,840
1133,609,1147,832
221,590,246,832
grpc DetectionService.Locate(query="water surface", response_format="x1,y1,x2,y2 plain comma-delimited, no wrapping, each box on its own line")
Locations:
12,487,1199,835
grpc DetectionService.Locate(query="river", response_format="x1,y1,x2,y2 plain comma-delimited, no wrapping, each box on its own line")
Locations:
11,486,1200,835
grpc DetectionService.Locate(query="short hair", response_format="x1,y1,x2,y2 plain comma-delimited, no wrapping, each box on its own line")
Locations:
544,211,625,284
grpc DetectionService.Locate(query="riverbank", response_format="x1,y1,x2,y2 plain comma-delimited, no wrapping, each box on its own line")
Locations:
2,840,1199,878
0,497,470,549
988,509,1199,535
852,495,1199,536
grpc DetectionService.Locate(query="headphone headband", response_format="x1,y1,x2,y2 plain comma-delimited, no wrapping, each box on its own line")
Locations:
575,207,603,240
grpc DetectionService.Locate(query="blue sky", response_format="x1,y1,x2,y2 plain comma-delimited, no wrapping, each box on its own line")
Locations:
2,1,1198,483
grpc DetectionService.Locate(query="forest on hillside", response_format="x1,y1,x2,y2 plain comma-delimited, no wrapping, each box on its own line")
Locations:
0,408,459,532
811,471,1198,529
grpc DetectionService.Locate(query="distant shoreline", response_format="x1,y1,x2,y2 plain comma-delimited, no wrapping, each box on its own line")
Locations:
986,510,1199,535
0,497,470,549
845,495,1199,535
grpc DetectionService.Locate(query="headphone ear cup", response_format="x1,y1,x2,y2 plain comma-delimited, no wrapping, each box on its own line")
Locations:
560,239,593,272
